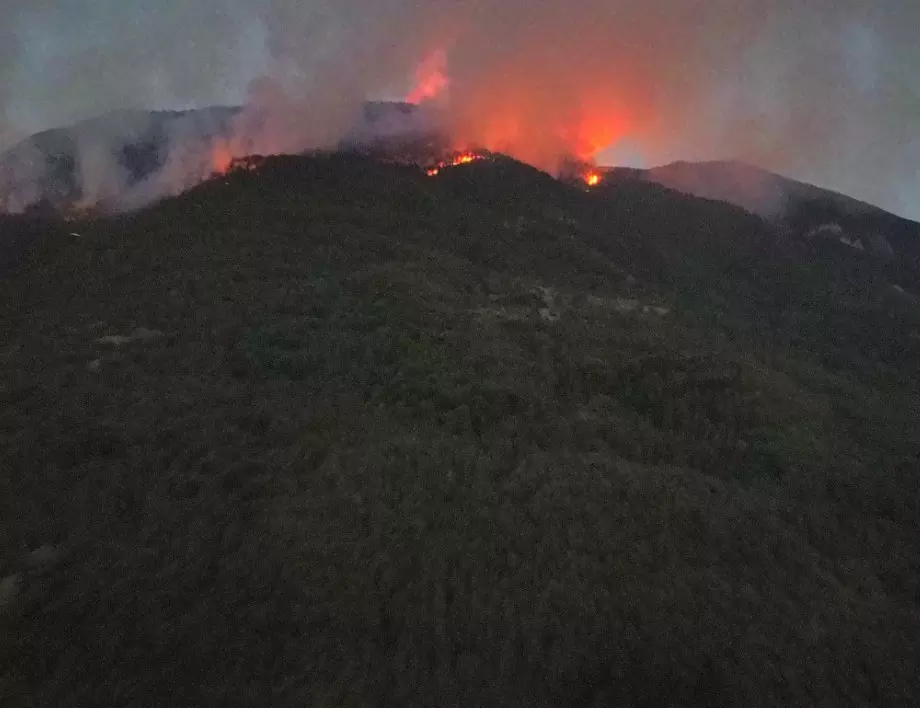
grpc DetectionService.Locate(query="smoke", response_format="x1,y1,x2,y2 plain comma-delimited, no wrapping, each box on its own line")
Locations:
0,1,918,217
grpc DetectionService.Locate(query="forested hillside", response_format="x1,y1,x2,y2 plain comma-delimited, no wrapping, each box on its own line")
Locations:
3,153,920,706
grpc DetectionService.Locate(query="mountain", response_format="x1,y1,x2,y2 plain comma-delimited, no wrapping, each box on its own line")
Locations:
606,160,920,261
3,151,920,705
606,159,858,219
0,102,437,214
6,103,918,238
0,107,241,213
5,105,919,274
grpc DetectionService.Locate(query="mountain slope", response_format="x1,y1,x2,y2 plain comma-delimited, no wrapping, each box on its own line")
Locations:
607,159,920,262
2,153,920,706
607,159,864,219
0,103,437,214
0,107,241,212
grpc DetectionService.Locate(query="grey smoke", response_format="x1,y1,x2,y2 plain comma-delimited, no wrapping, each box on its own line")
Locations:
1,1,918,217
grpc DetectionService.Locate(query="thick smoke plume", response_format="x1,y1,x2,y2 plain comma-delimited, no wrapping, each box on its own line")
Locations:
1,1,918,217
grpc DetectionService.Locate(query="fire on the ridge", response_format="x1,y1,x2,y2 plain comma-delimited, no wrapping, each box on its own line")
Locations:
209,154,266,179
424,151,484,176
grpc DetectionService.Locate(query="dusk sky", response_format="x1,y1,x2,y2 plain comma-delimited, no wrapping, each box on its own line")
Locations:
1,1,917,218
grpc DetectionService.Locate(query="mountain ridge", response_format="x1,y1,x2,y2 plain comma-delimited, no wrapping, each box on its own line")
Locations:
3,105,918,229
604,158,920,261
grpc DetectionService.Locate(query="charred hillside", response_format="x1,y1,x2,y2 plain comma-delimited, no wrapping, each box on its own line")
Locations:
3,153,920,706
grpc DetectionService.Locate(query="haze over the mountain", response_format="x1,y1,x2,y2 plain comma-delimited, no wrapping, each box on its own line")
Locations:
0,103,441,214
2,2,918,219
3,104,918,276
607,161,858,221
605,160,920,262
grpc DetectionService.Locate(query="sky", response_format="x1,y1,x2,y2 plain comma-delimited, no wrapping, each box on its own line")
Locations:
1,1,918,218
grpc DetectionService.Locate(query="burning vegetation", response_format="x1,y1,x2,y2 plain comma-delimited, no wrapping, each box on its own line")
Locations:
400,43,628,178
2,34,630,217
209,155,269,179
556,157,606,188
424,151,486,176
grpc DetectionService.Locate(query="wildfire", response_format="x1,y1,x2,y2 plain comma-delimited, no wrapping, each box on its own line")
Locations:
406,49,449,105
211,143,234,175
403,42,633,177
209,154,265,180
424,151,483,176
228,156,265,173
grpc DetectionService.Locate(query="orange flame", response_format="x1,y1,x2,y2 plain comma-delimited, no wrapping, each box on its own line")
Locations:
442,62,635,173
424,151,484,176
584,171,601,186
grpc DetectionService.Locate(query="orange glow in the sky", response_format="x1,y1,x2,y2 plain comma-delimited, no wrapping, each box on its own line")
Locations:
406,49,449,104
404,45,635,172
445,88,633,172
211,142,234,175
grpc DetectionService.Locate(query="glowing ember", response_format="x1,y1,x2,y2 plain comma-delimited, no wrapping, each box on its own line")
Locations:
424,151,484,176
209,155,265,180
229,156,265,172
